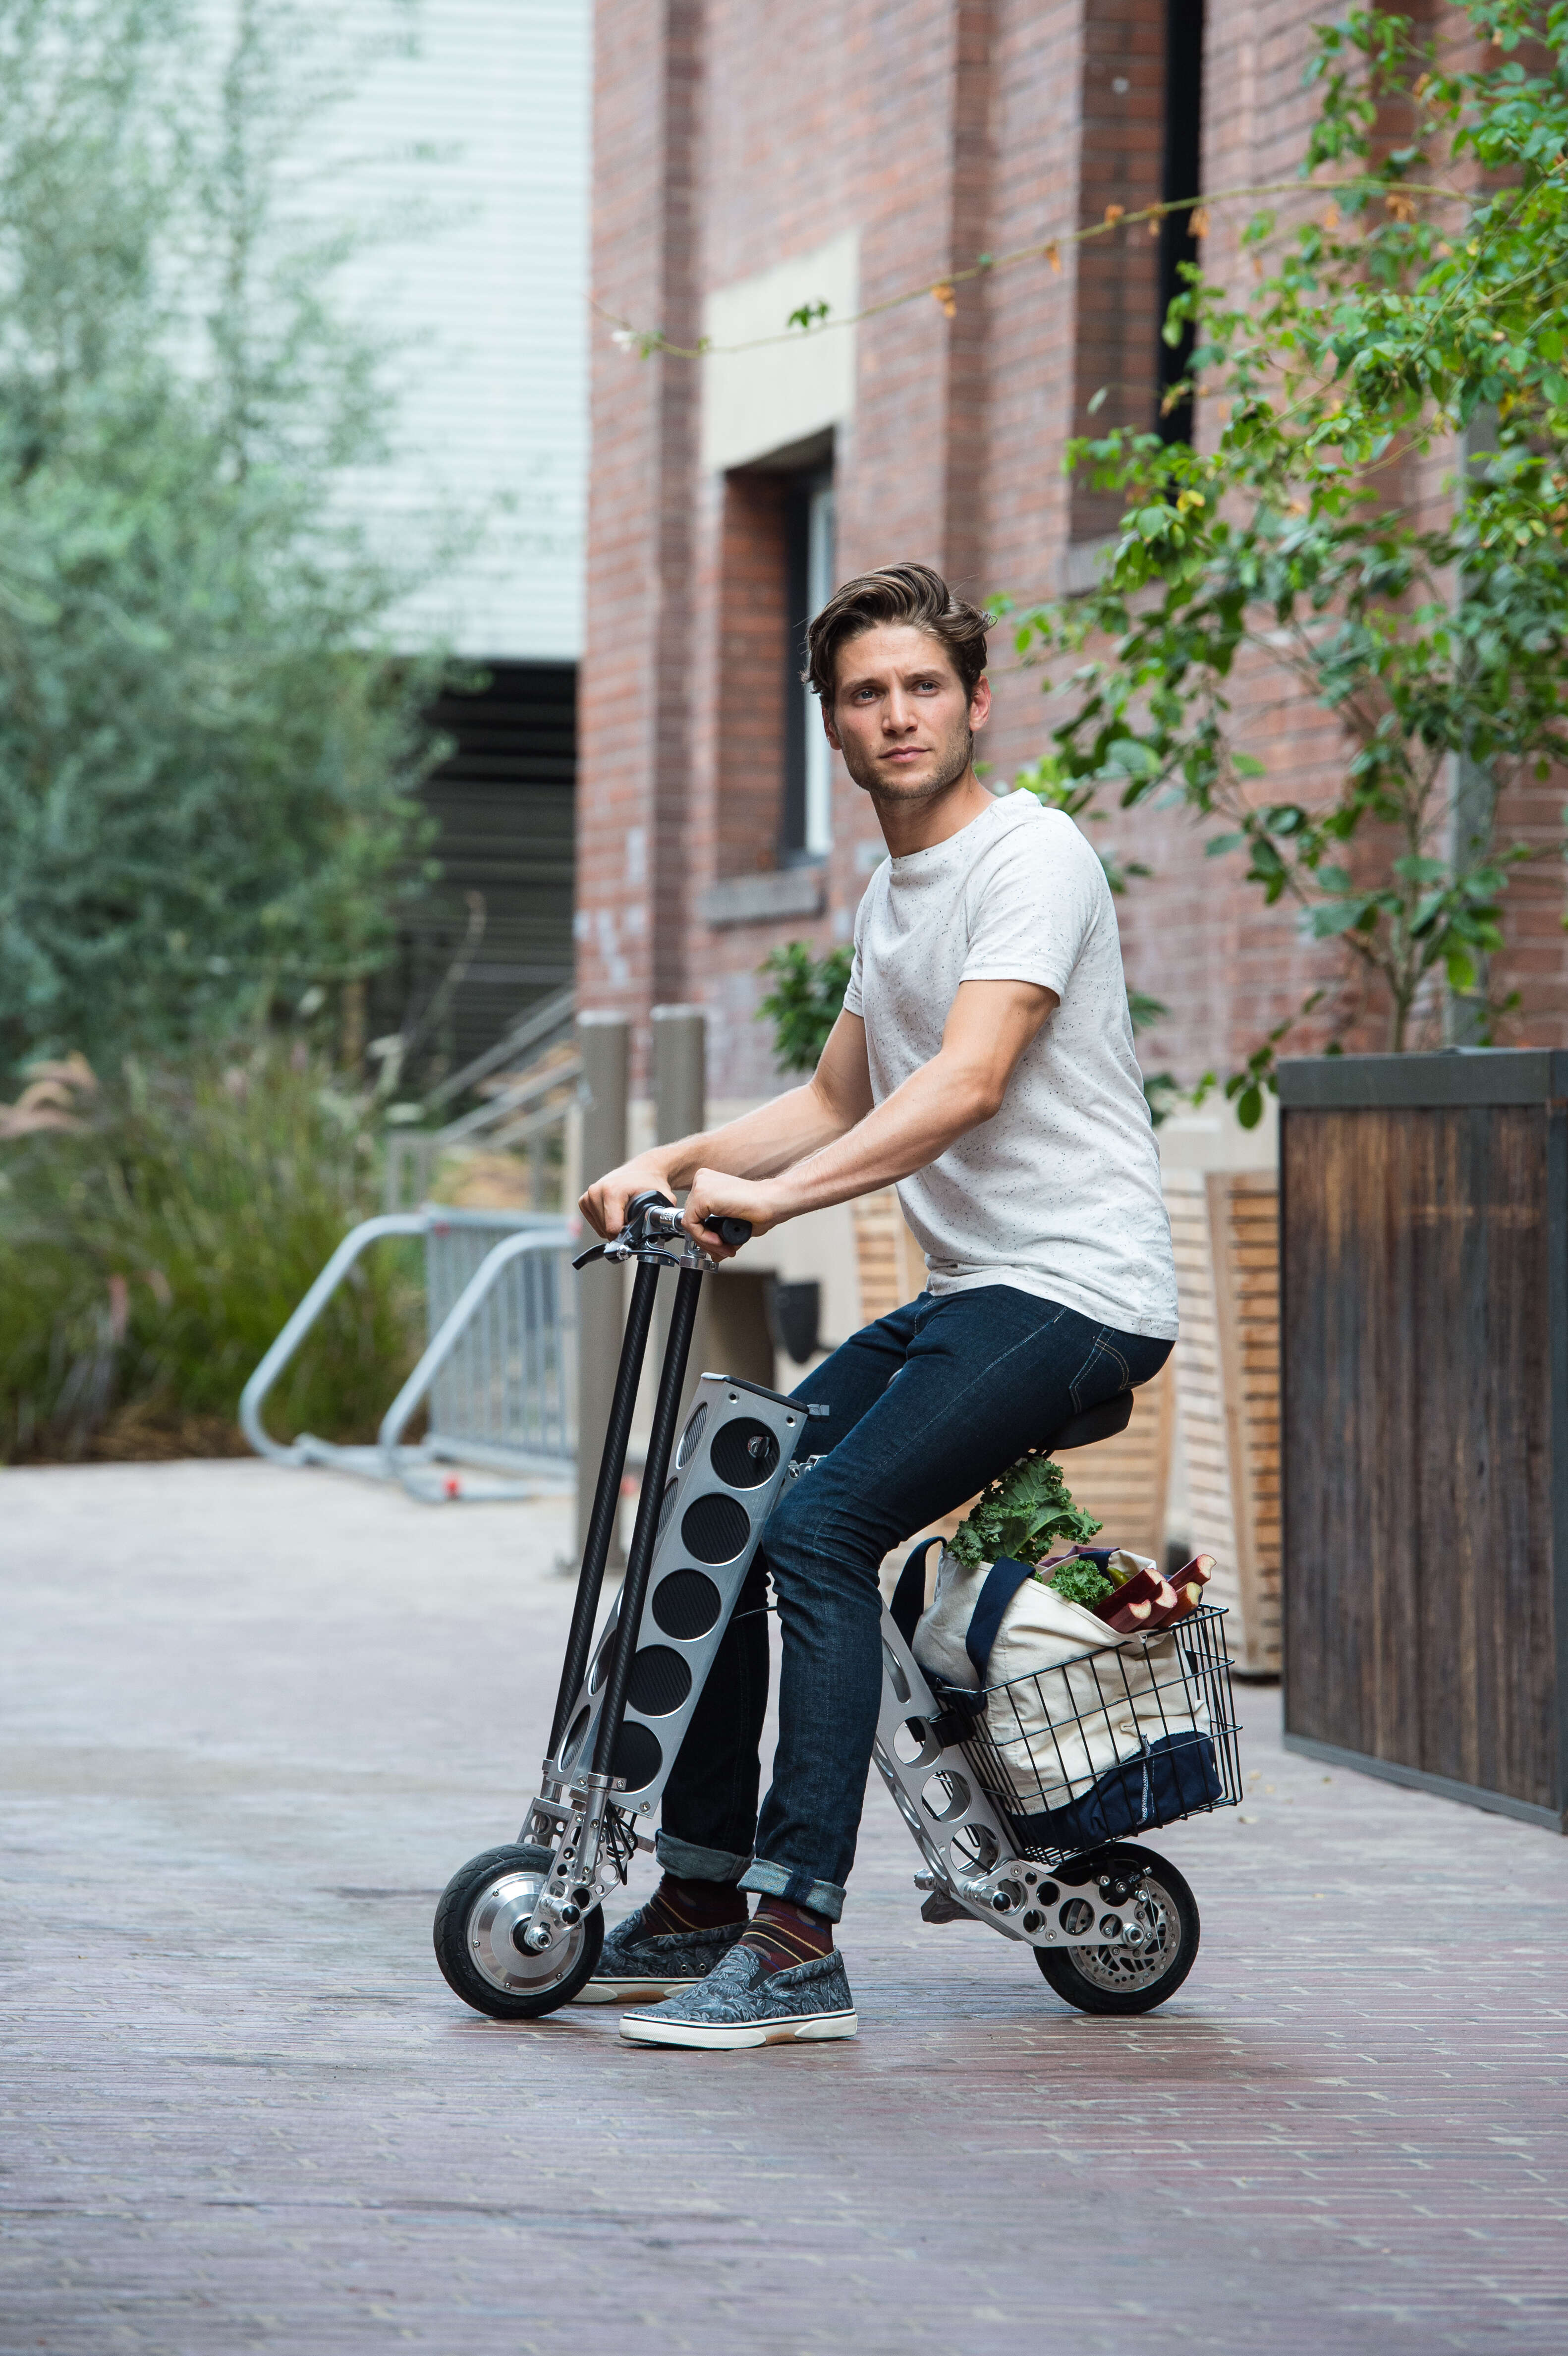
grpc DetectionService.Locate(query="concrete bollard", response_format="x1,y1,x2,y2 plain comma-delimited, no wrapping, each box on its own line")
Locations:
652,1005,707,1402
652,1004,706,1150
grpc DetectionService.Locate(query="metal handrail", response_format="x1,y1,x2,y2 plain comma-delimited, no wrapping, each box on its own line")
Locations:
425,984,575,1111
377,1225,573,1495
239,1211,428,1464
383,1057,580,1213
435,1054,582,1146
239,1205,563,1478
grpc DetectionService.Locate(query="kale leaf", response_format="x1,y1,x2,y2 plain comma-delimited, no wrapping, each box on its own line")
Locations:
948,1451,1103,1571
1044,1559,1115,1609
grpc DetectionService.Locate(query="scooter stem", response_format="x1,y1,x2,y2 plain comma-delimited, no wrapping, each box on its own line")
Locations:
589,1261,703,1779
547,1254,662,1758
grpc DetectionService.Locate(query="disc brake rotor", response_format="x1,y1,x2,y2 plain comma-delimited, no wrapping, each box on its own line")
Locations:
467,1868,585,1998
1070,1875,1179,1993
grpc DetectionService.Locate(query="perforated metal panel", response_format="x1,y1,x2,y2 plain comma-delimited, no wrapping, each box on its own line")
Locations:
554,1375,808,1808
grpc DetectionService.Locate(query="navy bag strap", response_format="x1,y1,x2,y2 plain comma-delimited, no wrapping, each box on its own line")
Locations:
965,1556,1036,1680
890,1536,941,1646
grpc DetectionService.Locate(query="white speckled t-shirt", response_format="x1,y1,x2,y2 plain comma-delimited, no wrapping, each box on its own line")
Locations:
841,790,1177,1340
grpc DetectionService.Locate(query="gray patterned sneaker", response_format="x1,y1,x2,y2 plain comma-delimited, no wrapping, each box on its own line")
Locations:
572,1902,748,2007
618,1942,857,2049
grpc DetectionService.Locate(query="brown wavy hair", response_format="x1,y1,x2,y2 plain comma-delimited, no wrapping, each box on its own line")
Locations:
805,561,991,707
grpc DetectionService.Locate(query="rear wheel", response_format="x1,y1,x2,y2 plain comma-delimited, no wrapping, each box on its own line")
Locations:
1033,1843,1199,2016
434,1842,604,2020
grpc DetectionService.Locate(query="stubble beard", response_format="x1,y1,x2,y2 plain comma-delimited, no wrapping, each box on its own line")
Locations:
837,717,975,814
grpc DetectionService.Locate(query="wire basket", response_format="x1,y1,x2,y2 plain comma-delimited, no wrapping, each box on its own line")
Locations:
954,1603,1242,1867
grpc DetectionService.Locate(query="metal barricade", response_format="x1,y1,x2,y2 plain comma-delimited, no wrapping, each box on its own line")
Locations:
240,1206,575,1502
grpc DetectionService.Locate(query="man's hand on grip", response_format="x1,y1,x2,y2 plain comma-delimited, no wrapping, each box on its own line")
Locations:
577,1154,674,1241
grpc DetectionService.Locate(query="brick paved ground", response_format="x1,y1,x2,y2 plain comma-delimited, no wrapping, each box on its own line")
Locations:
4,1460,1567,2355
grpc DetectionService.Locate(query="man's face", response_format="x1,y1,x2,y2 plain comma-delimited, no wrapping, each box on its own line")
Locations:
823,622,989,807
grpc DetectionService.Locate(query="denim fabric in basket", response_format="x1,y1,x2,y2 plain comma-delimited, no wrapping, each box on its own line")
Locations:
1004,1728,1224,1855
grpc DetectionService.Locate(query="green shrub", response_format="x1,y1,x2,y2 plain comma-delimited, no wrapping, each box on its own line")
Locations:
0,1046,420,1460
757,941,853,1074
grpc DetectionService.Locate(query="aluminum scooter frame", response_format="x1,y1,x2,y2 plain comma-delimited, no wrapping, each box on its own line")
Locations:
500,1198,1157,1985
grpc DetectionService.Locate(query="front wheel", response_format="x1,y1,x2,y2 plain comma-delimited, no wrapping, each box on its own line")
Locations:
1034,1843,1199,2016
434,1843,604,2020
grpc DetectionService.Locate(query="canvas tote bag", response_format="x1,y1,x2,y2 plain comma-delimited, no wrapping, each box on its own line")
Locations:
912,1545,1210,1815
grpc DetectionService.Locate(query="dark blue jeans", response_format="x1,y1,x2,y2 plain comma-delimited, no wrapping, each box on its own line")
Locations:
656,1286,1172,1921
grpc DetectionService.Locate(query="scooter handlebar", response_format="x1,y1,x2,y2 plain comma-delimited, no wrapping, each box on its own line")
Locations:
614,1189,751,1253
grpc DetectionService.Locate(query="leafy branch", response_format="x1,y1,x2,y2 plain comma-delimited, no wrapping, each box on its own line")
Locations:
1013,1,1568,1084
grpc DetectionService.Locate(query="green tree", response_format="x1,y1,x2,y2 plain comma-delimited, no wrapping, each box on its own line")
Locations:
0,0,446,1082
1014,0,1568,1114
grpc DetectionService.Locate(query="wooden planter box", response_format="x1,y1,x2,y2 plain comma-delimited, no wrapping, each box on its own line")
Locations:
1279,1050,1568,1831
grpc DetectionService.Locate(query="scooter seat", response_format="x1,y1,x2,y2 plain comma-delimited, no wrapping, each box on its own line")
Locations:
1043,1390,1134,1454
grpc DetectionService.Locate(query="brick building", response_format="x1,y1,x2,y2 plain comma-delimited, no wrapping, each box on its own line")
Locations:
576,0,1567,1112
570,0,1568,1675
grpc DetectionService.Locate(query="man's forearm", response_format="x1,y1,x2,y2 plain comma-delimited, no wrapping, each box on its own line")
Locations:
765,1053,995,1217
649,1079,851,1192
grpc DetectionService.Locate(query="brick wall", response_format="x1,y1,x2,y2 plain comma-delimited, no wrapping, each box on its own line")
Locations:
581,0,1568,1105
578,0,701,1046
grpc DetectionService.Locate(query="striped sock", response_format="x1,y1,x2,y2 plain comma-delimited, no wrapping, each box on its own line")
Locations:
640,1872,749,1938
735,1896,833,1976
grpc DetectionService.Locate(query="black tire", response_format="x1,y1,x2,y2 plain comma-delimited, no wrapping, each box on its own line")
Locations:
434,1842,604,2021
1034,1842,1199,2016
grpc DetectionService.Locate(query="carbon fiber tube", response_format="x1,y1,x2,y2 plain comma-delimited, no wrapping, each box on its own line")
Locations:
547,1254,660,1758
590,1261,703,1779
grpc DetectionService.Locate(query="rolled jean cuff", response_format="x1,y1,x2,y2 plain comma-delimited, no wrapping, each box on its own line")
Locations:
654,1830,752,1884
739,1855,845,1924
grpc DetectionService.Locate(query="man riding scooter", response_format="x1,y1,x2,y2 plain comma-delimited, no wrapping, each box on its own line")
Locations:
578,561,1177,2051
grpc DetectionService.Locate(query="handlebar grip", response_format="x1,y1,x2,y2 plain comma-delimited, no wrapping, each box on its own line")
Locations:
710,1216,752,1248
621,1187,676,1228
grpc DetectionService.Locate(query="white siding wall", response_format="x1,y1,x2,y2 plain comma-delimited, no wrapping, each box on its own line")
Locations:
198,1,588,660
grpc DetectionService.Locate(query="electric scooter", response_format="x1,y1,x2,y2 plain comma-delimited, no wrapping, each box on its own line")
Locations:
434,1191,1240,2022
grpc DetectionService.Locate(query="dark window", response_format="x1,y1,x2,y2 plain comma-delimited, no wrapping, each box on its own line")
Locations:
780,466,836,865
1070,3,1172,545
369,662,575,1082
1158,0,1206,446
